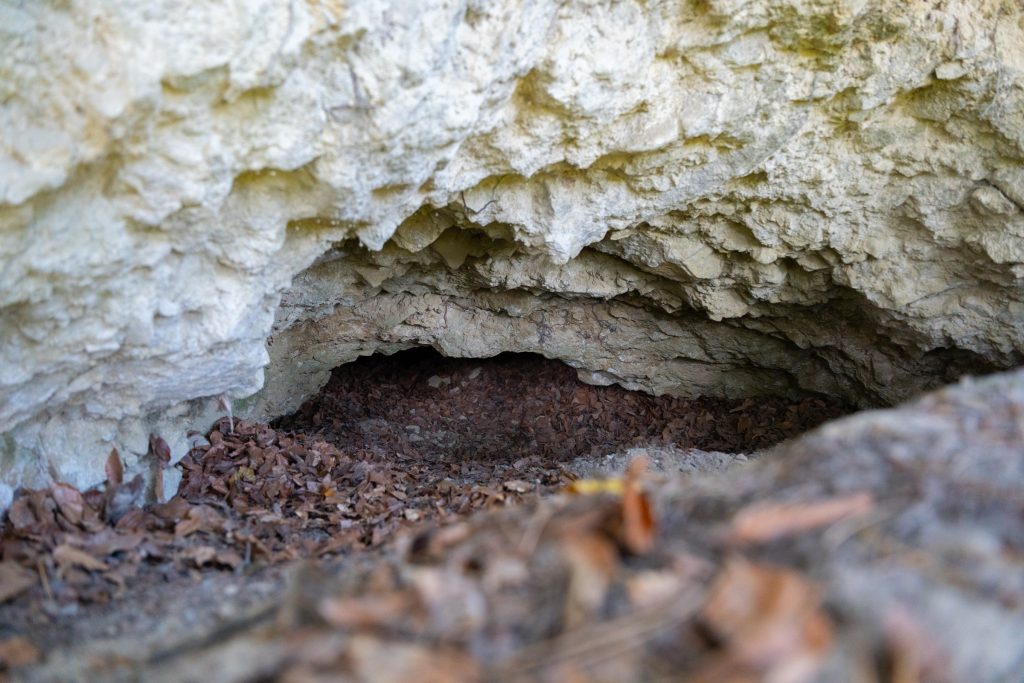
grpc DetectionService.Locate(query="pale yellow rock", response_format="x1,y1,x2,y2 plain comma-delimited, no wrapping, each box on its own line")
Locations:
1,0,1023,504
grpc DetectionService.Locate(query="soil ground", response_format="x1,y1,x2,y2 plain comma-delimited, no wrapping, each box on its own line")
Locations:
0,350,851,682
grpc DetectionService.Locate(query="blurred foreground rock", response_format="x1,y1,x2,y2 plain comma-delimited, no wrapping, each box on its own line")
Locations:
10,368,1019,683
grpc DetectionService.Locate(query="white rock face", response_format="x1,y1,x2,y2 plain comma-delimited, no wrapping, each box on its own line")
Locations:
2,0,1023,505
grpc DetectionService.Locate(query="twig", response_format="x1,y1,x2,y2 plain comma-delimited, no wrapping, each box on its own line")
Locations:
36,558,53,602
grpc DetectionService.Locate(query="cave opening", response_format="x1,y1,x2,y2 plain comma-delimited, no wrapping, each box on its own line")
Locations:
272,347,853,481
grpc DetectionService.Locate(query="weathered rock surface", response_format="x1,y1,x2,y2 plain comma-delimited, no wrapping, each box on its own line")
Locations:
2,0,1023,501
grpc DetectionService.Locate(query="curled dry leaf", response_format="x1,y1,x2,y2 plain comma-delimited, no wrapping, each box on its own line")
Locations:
148,434,173,504
51,483,86,527
728,492,874,545
105,448,124,485
149,434,172,466
620,457,656,554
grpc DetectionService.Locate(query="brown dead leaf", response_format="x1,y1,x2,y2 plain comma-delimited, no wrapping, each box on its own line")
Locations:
0,562,36,604
149,433,172,466
174,505,224,537
105,448,124,485
694,556,832,683
728,492,873,545
79,530,145,557
51,483,86,527
6,496,37,530
105,473,144,523
621,457,656,554
319,592,416,629
183,545,217,567
152,495,191,521
0,635,41,668
53,544,109,573
215,549,244,569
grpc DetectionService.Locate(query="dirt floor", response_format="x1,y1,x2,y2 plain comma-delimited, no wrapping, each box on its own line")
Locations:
0,350,855,681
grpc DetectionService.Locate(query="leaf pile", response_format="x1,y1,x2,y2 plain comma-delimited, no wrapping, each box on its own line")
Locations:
277,349,850,462
0,350,852,678
0,447,244,609
176,417,571,560
0,421,570,612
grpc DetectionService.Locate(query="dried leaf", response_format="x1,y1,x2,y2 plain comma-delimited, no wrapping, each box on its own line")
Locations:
105,448,124,485
215,549,244,569
51,483,86,527
152,495,191,521
0,562,36,604
6,496,37,530
105,473,144,523
0,635,41,668
80,530,145,557
695,556,832,683
183,545,217,567
53,544,109,573
729,492,873,544
174,505,224,538
149,434,172,466
320,593,415,629
620,458,656,554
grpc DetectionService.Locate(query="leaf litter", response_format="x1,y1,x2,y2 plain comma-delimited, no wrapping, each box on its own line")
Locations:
8,350,950,682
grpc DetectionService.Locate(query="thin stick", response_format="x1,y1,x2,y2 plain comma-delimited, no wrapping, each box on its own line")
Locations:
36,558,53,602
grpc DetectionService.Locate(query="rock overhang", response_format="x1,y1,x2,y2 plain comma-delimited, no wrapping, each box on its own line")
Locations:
1,0,1023,506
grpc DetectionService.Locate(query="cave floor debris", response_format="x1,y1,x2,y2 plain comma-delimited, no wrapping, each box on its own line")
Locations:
2,351,863,681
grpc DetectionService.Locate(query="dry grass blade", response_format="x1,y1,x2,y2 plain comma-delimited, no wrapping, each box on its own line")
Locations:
729,492,874,544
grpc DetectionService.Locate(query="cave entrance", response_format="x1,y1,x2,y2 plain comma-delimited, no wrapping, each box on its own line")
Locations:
273,347,851,483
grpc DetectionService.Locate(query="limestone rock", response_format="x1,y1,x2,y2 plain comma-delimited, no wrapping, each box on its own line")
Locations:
2,0,1024,503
